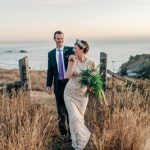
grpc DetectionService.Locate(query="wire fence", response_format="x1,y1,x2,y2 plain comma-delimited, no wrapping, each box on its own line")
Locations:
0,59,124,72
0,60,120,91
0,63,47,70
1,58,147,93
0,61,122,73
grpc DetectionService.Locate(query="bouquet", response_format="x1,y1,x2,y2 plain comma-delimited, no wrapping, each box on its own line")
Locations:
79,65,108,105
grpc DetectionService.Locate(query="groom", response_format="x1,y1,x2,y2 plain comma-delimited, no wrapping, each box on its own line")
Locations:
46,31,73,138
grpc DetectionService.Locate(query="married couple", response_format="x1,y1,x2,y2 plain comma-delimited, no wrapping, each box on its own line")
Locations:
46,31,95,150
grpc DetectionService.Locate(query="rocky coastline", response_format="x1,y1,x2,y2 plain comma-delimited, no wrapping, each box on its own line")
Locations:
118,54,150,79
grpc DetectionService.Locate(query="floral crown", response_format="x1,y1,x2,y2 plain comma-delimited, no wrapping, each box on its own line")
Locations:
76,39,86,49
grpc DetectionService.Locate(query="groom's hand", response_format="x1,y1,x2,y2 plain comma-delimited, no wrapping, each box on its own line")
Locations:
46,87,53,95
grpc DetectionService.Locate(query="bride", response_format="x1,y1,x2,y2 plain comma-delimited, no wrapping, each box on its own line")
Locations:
64,39,95,150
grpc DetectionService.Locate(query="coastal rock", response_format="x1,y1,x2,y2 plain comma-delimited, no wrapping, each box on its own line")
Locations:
119,54,150,78
6,50,13,53
20,50,27,53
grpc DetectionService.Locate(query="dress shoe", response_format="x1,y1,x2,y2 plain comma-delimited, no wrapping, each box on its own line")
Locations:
59,135,71,142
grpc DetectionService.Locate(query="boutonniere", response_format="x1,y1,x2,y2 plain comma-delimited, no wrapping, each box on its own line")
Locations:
63,48,68,53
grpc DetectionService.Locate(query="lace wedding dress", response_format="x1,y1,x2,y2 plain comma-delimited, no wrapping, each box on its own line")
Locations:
64,58,94,150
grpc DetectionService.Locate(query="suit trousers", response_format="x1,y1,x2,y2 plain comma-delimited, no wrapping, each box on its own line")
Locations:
55,79,69,136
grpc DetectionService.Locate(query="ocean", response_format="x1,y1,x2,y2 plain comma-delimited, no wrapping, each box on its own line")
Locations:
0,39,150,72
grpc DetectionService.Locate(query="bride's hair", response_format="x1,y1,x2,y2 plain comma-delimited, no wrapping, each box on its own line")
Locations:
81,40,89,54
75,39,89,54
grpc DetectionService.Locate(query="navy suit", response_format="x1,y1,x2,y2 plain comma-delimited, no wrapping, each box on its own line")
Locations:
47,46,73,136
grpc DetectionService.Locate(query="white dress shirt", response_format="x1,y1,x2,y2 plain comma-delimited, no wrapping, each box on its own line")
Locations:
56,47,65,73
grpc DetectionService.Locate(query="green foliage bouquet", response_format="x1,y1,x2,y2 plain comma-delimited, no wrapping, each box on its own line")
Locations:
79,65,107,105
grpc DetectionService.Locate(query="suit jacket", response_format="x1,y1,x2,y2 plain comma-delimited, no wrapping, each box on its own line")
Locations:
46,46,73,93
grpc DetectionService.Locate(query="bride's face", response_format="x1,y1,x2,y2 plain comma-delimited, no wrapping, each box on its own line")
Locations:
73,44,83,58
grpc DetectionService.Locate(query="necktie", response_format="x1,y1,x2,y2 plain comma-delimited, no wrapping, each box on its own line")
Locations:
58,49,64,80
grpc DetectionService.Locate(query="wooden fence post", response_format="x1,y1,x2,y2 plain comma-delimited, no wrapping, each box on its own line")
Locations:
99,52,107,91
19,56,31,93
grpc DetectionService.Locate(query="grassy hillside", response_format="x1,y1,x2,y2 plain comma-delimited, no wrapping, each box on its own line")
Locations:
0,68,150,150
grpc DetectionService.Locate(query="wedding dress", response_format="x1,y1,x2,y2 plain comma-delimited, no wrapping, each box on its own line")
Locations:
64,58,94,150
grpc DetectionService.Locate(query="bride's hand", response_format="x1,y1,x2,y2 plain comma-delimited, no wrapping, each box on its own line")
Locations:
81,86,87,93
69,54,77,62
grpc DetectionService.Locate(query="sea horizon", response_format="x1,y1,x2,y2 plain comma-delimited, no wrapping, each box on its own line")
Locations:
1,36,150,43
0,38,150,72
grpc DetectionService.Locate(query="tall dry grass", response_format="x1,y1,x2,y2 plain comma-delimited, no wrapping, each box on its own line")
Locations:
1,68,150,150
0,68,19,83
0,68,47,91
86,83,150,150
0,91,57,150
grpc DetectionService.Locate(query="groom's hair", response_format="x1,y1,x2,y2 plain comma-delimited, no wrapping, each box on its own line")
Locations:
54,31,64,39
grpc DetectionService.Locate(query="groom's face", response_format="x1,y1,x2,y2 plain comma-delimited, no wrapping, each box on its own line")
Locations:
54,33,64,48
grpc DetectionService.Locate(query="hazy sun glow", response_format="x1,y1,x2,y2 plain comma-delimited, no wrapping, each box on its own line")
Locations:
0,0,150,41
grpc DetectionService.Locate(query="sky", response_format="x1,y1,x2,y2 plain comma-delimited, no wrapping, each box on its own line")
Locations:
0,0,150,42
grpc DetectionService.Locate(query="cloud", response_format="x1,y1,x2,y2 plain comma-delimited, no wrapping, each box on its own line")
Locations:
34,0,93,4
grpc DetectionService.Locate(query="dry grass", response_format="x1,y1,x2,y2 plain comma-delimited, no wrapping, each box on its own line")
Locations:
0,68,150,150
85,84,150,150
0,91,57,150
0,68,19,82
30,70,47,91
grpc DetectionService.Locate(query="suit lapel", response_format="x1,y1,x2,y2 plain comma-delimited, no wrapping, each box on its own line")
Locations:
63,46,66,58
63,46,68,70
53,49,58,74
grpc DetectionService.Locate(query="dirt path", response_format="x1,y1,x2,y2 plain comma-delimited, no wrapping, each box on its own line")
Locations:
144,139,150,150
30,91,57,114
31,91,74,150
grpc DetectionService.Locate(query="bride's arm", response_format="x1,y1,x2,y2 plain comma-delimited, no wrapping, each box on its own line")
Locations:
64,55,77,79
